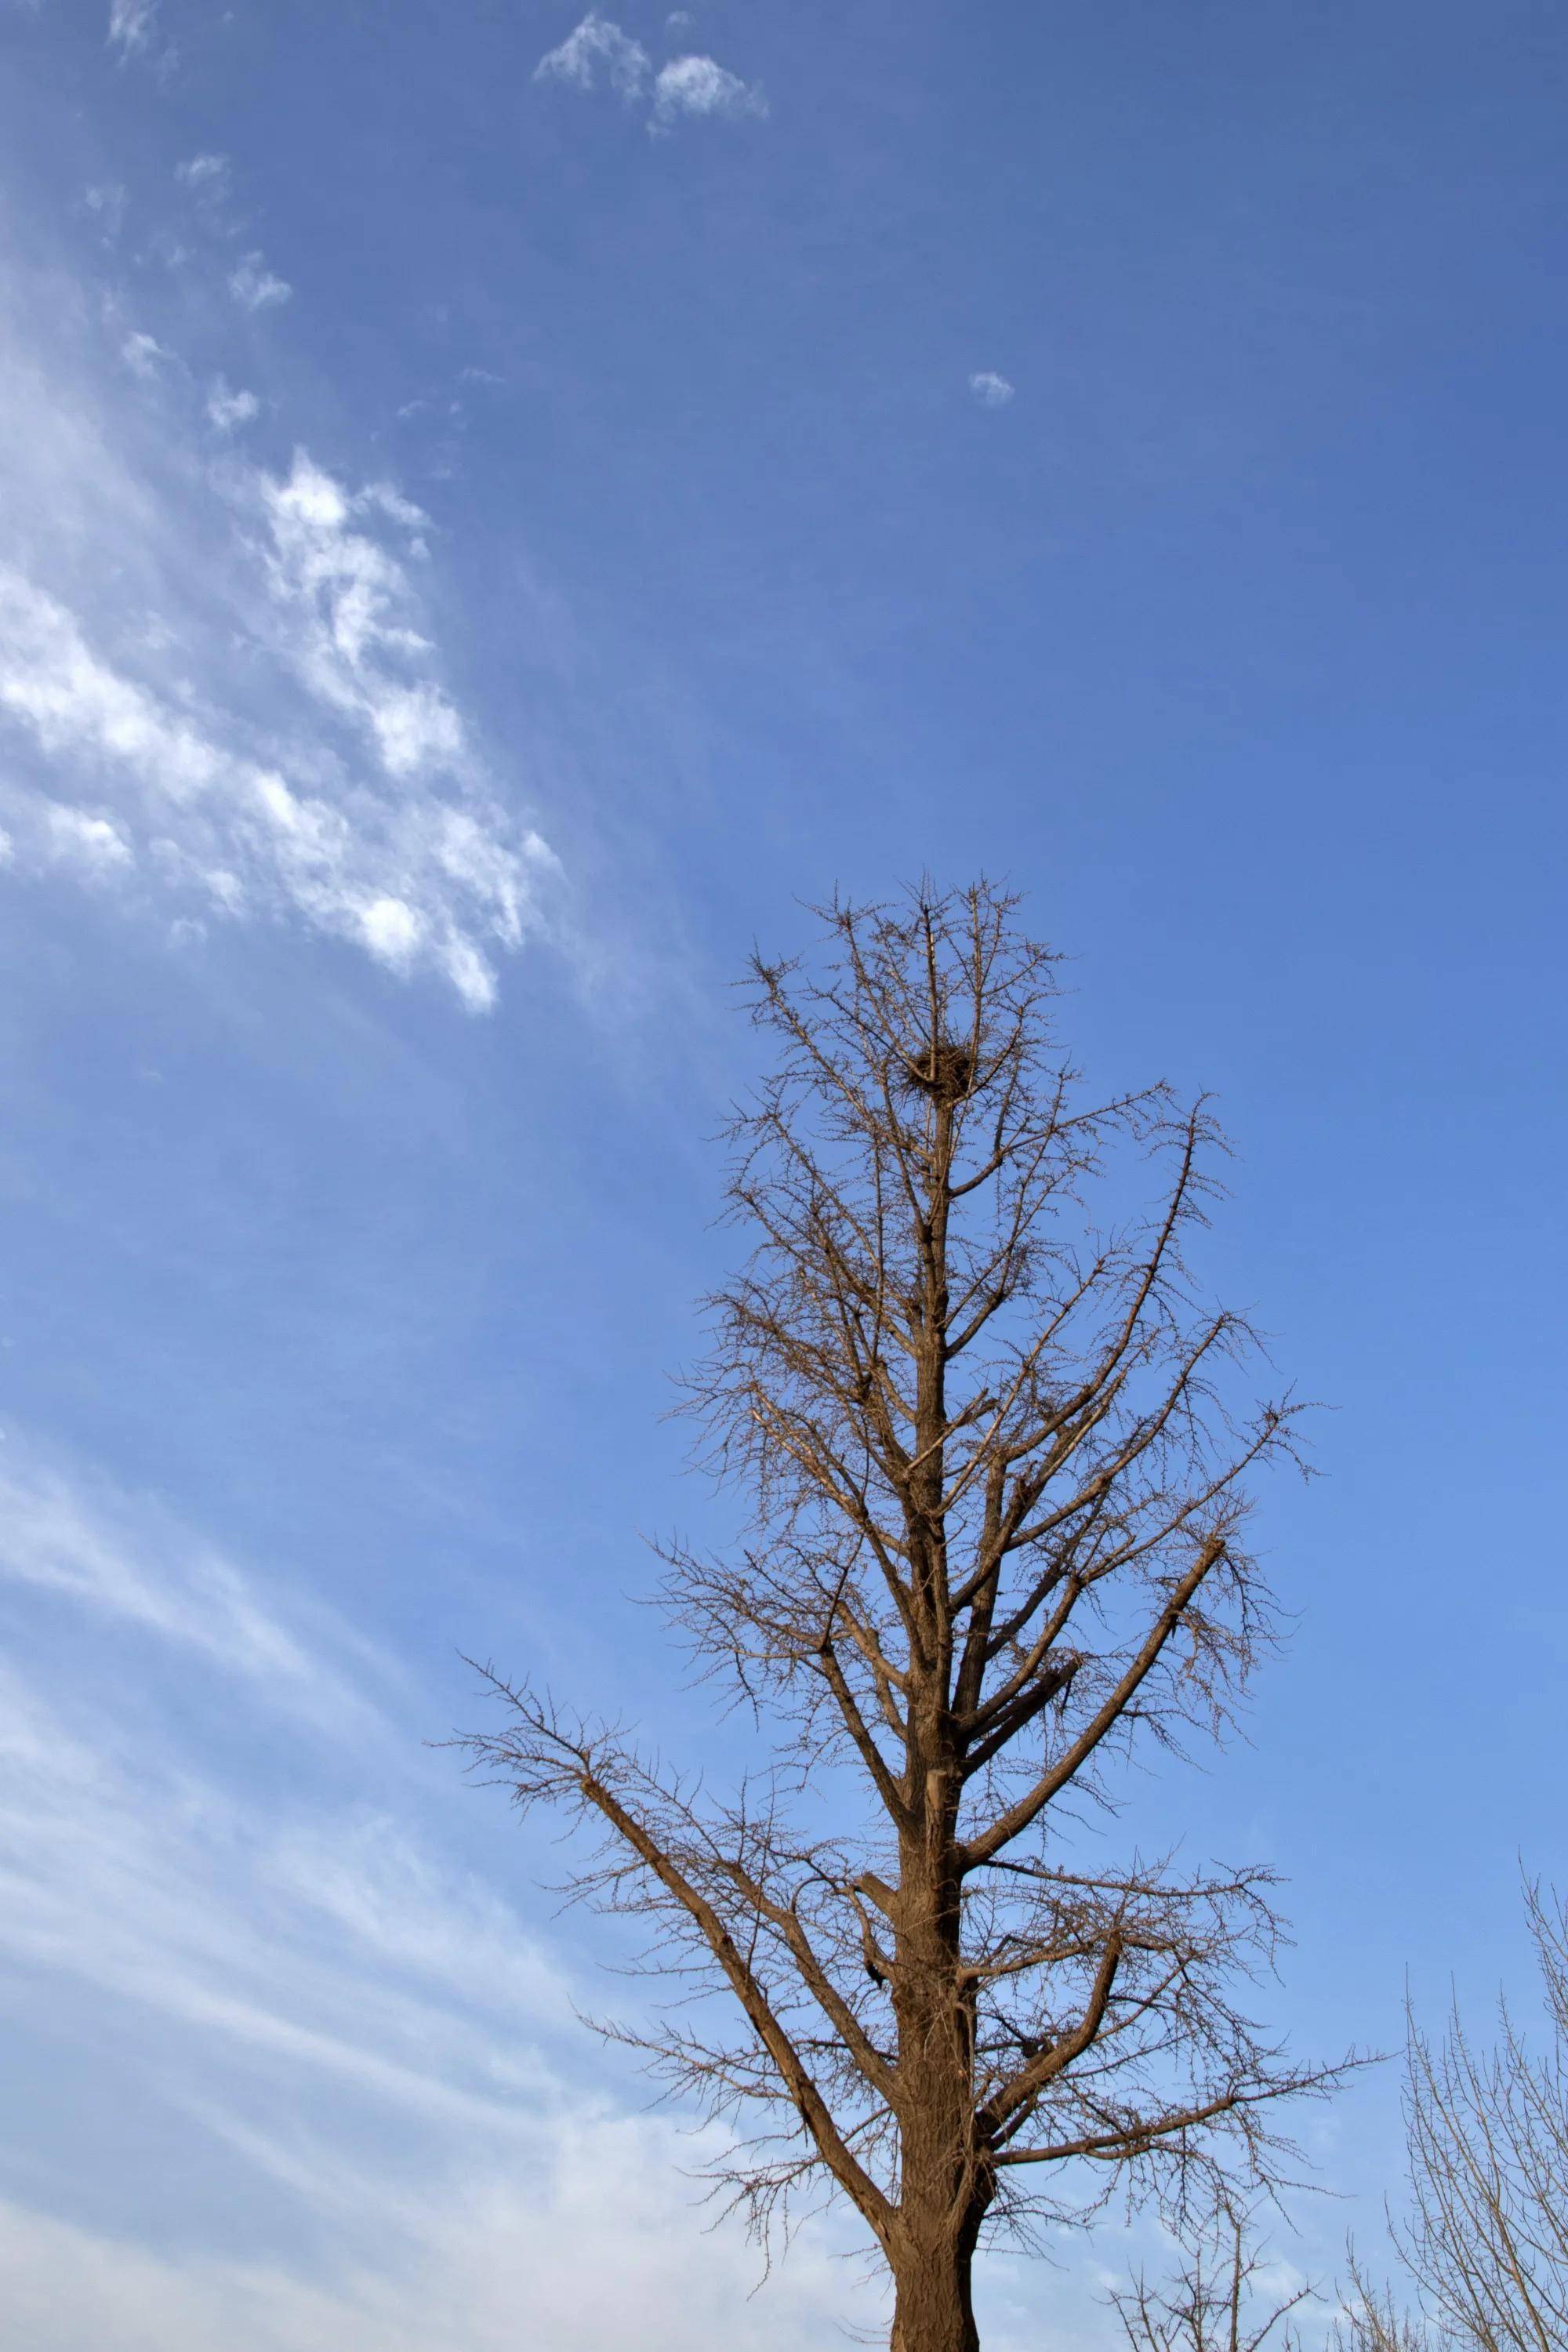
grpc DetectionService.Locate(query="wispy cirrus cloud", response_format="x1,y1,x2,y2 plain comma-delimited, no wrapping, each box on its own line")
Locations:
44,801,132,869
0,2129,870,2352
82,181,128,242
176,153,241,236
0,1443,378,1722
0,1432,880,2351
0,232,561,1011
0,509,554,1011
176,152,231,198
535,11,767,133
107,0,157,53
122,327,168,378
230,250,292,310
0,1430,564,2106
207,375,260,430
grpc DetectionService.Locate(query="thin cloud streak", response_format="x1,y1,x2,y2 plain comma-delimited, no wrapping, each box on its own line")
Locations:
107,0,156,54
0,2125,872,2352
0,1441,380,1722
0,1440,880,2351
0,1439,568,2129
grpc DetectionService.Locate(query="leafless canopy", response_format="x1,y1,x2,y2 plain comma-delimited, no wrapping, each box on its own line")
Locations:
464,883,1341,2352
1341,1884,1568,2352
1112,2209,1317,2352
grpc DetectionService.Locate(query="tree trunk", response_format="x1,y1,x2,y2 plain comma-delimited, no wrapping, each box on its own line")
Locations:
889,2229,982,2352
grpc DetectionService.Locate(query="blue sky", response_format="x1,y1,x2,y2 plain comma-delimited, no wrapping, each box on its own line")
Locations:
2,1,1566,2344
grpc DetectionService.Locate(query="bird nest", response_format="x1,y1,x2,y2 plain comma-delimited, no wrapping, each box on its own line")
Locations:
900,1036,977,1102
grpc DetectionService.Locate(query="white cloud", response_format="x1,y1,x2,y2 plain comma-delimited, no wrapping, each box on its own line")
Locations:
0,2131,873,2352
650,53,767,129
0,1462,575,2216
534,9,651,99
176,155,237,237
0,1442,383,1722
0,433,557,1010
535,13,765,131
357,892,422,962
256,452,460,779
356,477,431,532
0,1670,554,2134
0,1433,890,2351
0,200,563,1011
107,0,156,52
230,252,292,311
176,152,230,195
122,328,167,379
82,182,128,242
969,369,1016,408
207,376,261,431
45,803,134,869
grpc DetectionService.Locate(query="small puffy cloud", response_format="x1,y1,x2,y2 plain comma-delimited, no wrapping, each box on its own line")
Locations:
107,0,155,52
229,252,292,312
47,806,134,871
650,53,767,129
536,12,764,131
174,157,235,241
176,151,230,195
206,378,260,432
121,331,166,380
968,370,1015,408
358,894,423,964
82,183,127,242
535,10,650,99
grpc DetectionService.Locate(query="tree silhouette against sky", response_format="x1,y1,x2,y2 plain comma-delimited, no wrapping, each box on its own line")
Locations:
466,880,1344,2352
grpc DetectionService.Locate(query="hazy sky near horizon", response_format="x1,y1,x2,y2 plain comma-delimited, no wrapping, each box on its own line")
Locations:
2,2,1567,2347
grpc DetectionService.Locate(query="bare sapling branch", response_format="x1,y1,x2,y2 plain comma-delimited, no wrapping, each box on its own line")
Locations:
1111,2206,1319,2352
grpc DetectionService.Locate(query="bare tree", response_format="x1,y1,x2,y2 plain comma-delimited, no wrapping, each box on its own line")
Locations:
1112,2209,1317,2352
1338,1885,1568,2352
1337,2256,1435,2352
463,882,1342,2352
